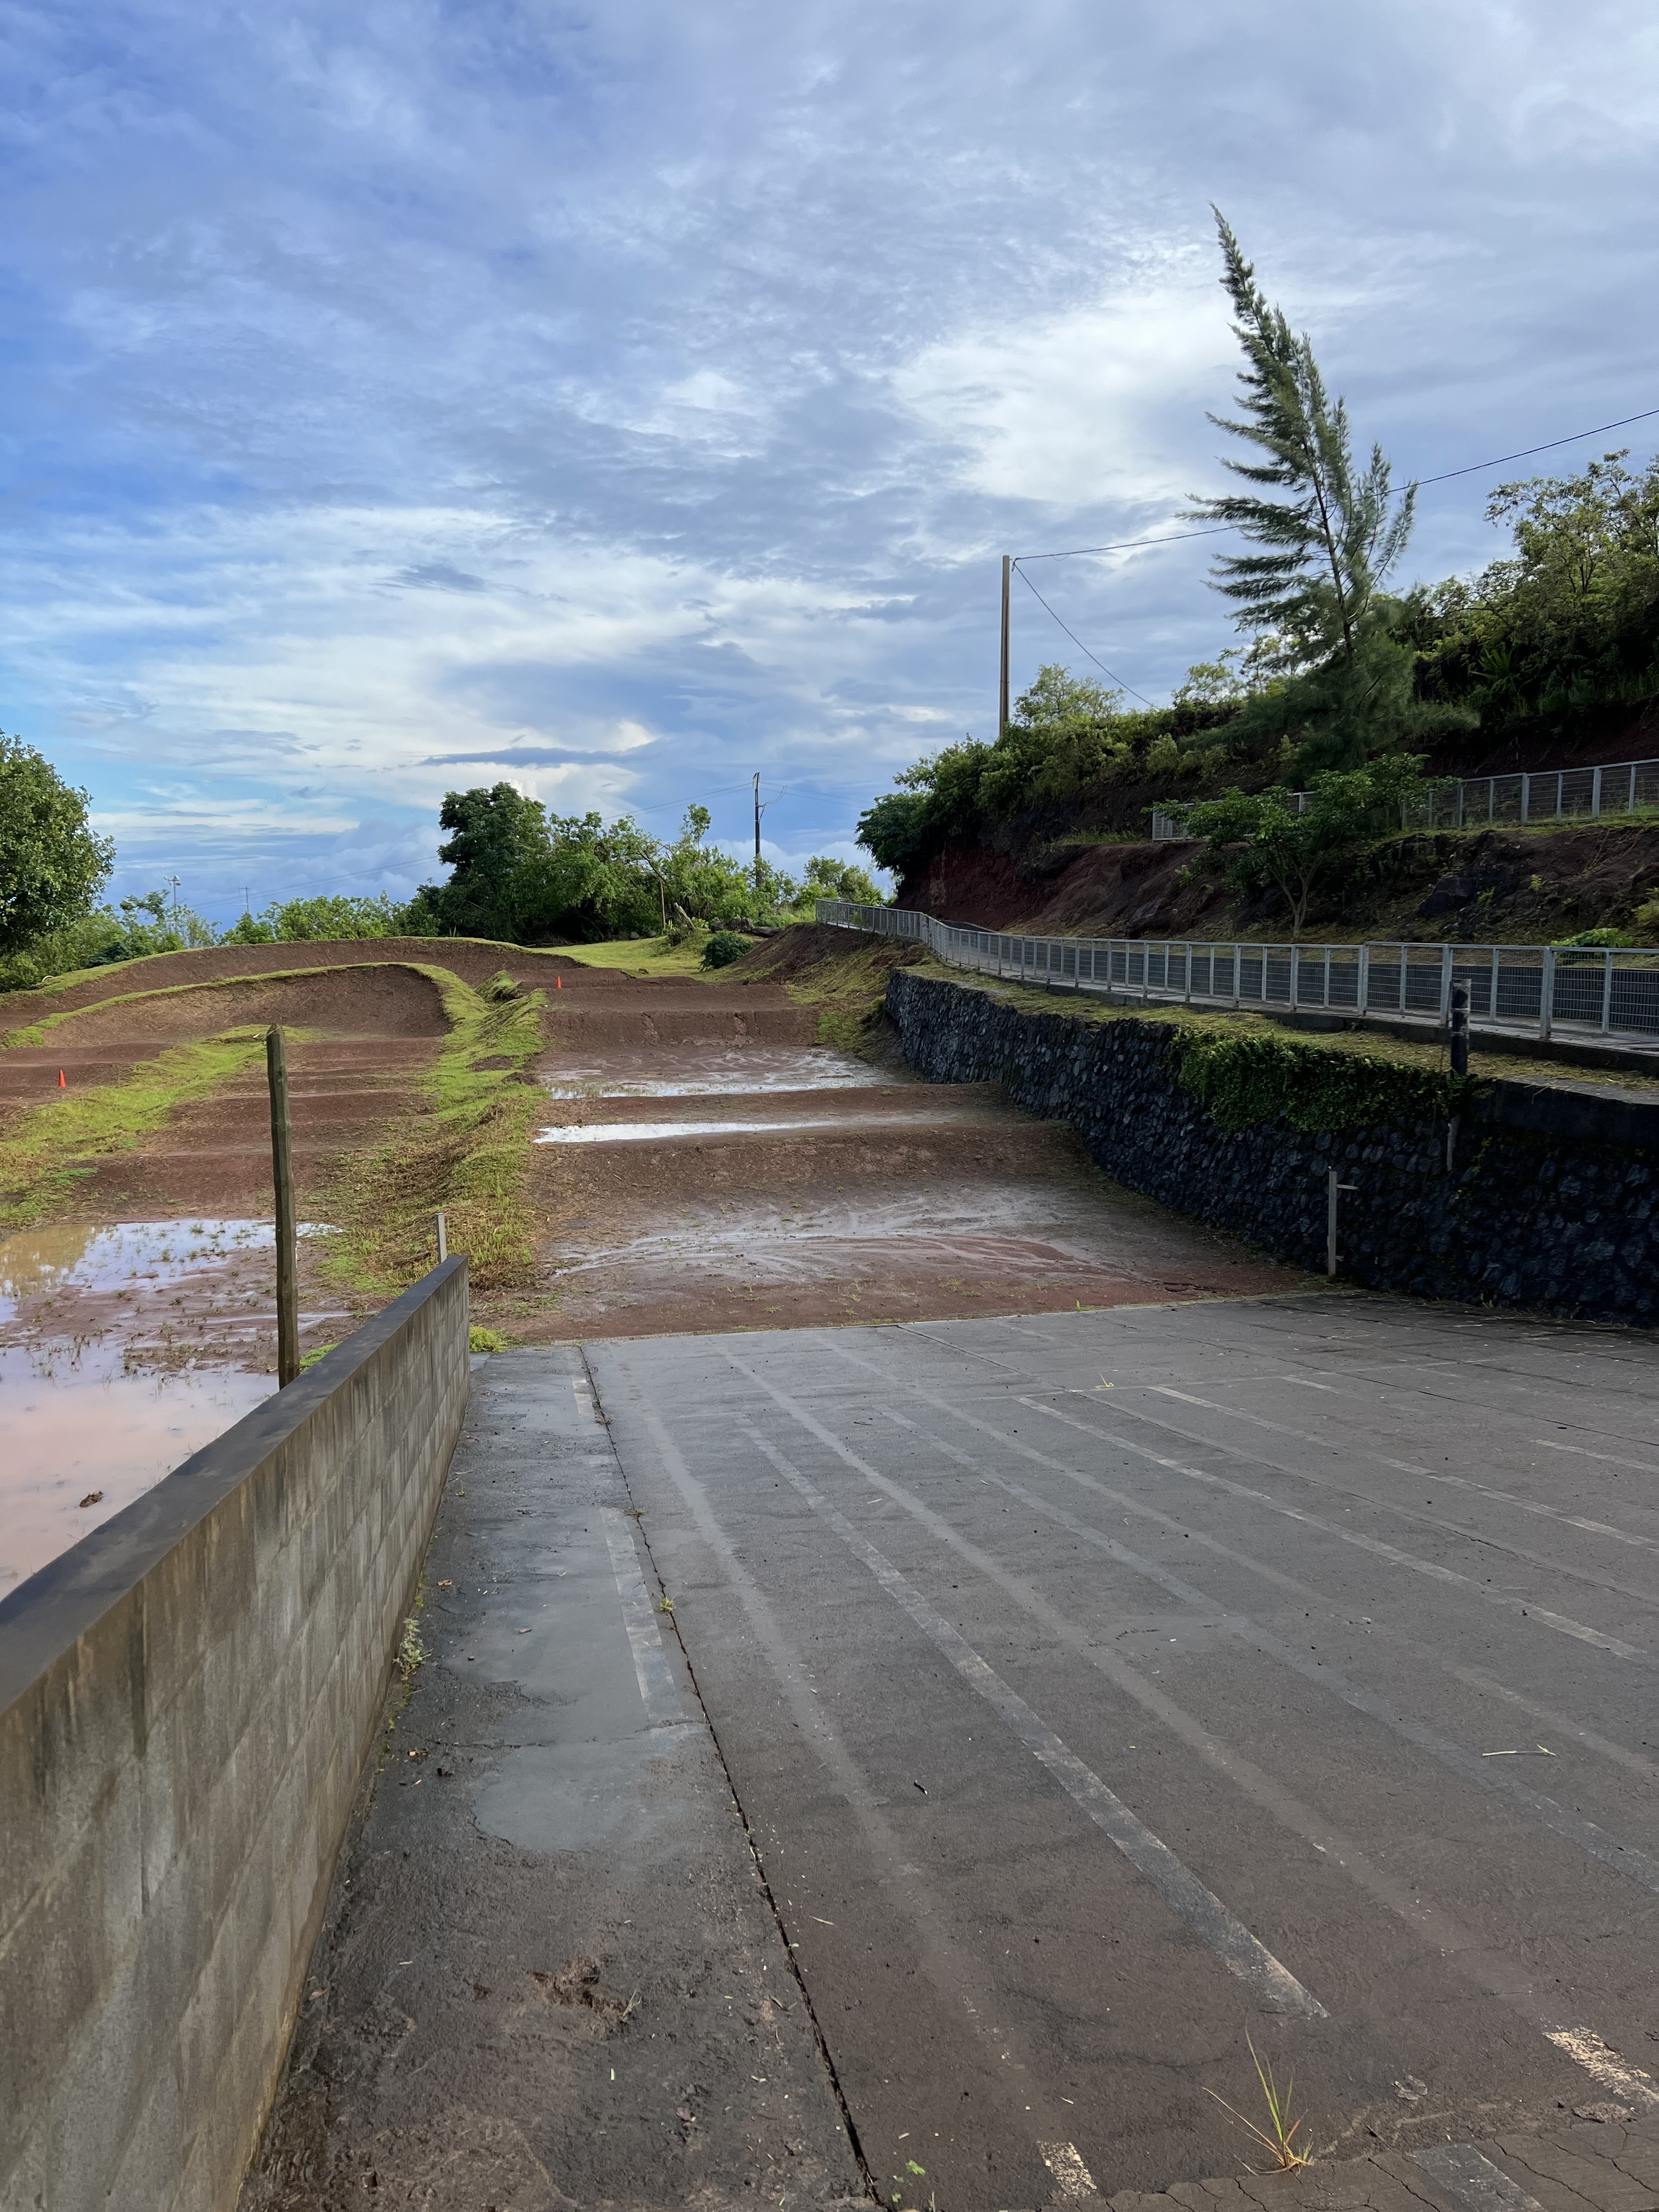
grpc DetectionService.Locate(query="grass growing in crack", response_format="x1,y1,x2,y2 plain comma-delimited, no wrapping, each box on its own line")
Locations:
396,1616,426,1683
318,966,545,1299
1205,2035,1312,2172
0,1029,270,1231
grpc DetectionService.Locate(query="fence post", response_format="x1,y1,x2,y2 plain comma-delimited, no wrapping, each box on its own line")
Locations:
1593,765,1604,819
1521,773,1531,824
266,1026,300,1388
436,1210,448,1262
1601,951,1614,1035
1440,944,1454,1025
1539,947,1555,1041
1357,943,1369,1016
1449,982,1470,1077
1290,943,1300,1007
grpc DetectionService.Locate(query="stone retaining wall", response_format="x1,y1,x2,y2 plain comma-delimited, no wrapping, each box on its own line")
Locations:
887,968,1658,1323
0,1259,470,2212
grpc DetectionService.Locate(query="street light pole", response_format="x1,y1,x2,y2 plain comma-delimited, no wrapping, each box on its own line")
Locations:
999,555,1012,736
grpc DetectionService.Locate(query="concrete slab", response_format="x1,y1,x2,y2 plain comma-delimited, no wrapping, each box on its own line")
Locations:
239,1346,862,2212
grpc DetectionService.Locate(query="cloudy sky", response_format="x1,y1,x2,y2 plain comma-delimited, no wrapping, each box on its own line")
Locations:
4,1,1656,918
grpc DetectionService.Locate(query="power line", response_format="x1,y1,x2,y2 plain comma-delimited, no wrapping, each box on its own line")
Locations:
1005,400,1659,692
1013,565,1155,707
1413,405,1659,487
1015,526,1233,563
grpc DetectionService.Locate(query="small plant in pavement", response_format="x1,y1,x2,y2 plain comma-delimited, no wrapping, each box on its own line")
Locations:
1205,2035,1312,2172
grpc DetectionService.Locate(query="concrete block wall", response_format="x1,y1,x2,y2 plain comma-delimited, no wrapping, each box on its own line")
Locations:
0,1258,470,2212
887,968,1659,1324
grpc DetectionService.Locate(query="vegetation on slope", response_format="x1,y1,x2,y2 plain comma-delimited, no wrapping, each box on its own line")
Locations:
317,969,546,1299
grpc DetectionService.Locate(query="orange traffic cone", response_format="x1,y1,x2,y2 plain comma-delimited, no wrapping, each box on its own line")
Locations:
58,1069,66,1088
556,975,562,990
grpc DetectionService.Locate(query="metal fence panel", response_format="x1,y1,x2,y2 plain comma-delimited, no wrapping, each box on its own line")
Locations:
814,901,1659,1043
1149,753,1659,839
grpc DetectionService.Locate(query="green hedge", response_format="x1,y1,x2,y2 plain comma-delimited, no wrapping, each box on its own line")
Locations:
1170,1027,1474,1133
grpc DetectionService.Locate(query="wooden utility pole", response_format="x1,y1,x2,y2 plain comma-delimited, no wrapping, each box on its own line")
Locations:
266,1026,300,1386
753,772,763,901
999,554,1012,736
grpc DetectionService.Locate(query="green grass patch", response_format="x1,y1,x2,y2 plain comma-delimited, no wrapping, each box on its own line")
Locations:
318,969,546,1299
553,936,717,978
0,1029,270,1230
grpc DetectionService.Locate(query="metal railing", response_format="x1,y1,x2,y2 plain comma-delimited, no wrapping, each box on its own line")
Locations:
1149,753,1659,841
814,899,1659,1044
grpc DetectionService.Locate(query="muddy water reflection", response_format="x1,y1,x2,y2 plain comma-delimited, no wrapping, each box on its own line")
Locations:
0,1341,273,1593
0,1217,275,1322
543,1043,891,1099
0,1216,345,1592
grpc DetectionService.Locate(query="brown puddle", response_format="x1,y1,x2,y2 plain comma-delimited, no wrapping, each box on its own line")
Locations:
0,1216,351,1592
0,1341,273,1593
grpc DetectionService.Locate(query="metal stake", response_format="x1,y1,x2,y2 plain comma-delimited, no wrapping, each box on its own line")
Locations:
1327,1166,1358,1280
1449,980,1470,1077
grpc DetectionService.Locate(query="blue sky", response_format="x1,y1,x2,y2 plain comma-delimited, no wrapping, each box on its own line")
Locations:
4,1,1657,919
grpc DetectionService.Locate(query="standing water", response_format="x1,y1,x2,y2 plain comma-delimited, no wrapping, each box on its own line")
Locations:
0,1218,338,1594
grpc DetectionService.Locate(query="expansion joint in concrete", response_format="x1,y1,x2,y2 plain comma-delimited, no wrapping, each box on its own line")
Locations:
579,1341,883,2208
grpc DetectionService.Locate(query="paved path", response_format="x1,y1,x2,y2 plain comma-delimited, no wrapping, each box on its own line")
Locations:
246,1293,1659,2211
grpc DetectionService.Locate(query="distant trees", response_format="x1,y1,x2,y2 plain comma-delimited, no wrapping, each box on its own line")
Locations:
222,893,405,944
402,785,866,945
0,735,113,959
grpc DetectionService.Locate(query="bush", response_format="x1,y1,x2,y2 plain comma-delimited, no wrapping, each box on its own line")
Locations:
701,930,753,969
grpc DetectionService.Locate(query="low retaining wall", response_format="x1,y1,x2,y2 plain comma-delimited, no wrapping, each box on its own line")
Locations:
887,969,1658,1323
0,1259,470,2212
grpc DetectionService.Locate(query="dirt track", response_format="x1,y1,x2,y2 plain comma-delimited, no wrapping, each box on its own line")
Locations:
1,935,1299,1363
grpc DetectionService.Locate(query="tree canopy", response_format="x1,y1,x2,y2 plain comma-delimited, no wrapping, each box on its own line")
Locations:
0,735,114,957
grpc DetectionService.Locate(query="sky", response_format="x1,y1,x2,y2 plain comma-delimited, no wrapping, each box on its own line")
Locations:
3,1,1657,921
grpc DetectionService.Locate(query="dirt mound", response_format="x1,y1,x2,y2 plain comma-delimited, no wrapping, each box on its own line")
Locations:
18,963,452,1048
725,922,928,985
0,937,592,1030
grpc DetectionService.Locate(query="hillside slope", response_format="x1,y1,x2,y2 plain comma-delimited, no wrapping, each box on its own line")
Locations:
900,820,1659,944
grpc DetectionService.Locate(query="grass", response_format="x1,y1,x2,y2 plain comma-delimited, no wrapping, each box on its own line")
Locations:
552,936,724,978
1205,2035,1312,2173
317,967,547,1300
0,1028,272,1232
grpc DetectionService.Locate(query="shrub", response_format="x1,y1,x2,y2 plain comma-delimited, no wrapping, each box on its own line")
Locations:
701,930,753,969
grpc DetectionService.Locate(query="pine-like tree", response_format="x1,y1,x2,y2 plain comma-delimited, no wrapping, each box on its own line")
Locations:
1191,210,1415,672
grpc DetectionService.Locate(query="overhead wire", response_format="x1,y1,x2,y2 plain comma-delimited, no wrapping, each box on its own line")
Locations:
1007,399,1659,692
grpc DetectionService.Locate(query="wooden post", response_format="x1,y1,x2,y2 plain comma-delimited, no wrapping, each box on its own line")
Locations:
267,1026,300,1386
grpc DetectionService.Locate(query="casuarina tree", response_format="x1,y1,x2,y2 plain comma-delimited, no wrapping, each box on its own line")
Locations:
1185,213,1435,775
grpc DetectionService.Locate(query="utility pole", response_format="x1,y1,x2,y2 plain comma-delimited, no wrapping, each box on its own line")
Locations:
999,554,1012,736
753,772,763,902
266,1027,300,1386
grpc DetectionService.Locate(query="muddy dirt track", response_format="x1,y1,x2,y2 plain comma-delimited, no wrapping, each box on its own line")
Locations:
1,936,1296,1365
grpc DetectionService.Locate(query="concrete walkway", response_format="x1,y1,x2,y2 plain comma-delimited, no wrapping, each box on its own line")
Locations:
244,1300,1659,2212
240,1346,861,2211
